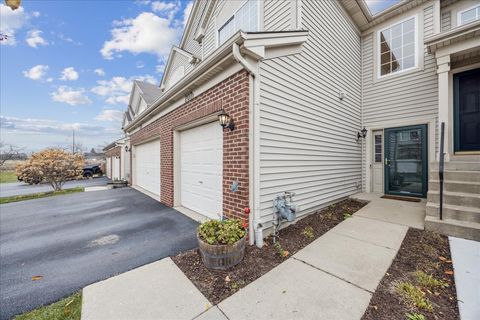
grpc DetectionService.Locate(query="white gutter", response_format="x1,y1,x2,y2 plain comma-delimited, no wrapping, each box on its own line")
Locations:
232,43,261,247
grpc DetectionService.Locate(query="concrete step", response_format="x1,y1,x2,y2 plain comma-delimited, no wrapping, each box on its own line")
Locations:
425,216,480,242
429,180,480,194
429,170,480,182
426,202,480,223
427,190,480,208
430,161,480,171
449,155,480,162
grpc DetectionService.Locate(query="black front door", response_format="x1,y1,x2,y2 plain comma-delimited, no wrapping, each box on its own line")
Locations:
384,125,428,198
454,68,480,152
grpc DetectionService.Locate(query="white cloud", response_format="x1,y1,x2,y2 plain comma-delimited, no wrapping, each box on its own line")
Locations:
26,29,48,47
57,33,82,45
183,1,193,26
151,1,179,13
100,12,182,61
0,4,26,45
51,86,91,106
95,109,124,122
94,68,105,77
23,64,49,80
0,115,122,151
136,61,145,69
91,75,156,105
59,67,79,81
46,77,53,82
32,11,40,17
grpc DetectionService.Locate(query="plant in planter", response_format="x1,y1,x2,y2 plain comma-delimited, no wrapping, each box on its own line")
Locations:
197,219,247,270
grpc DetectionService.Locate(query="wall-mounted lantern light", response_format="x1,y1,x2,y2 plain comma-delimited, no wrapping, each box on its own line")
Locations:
356,127,367,141
218,110,235,131
125,145,130,152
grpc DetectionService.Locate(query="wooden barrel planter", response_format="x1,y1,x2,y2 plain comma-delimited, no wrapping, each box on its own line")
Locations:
198,234,246,270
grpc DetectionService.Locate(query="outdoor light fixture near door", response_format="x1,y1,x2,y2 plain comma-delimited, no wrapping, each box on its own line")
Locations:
218,110,235,131
125,145,130,152
357,127,367,141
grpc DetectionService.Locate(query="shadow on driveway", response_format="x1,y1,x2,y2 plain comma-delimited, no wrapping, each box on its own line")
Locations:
0,187,198,320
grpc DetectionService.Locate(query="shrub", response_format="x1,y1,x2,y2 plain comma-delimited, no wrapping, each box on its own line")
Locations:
302,226,314,239
405,313,426,320
16,148,84,191
198,219,246,245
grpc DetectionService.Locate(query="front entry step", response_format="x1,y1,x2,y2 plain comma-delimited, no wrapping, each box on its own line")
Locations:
427,190,480,208
425,216,480,242
429,180,480,194
426,202,480,223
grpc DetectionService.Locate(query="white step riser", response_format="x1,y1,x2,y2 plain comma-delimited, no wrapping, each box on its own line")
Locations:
430,162,480,171
425,217,480,242
428,193,480,208
426,205,480,223
429,171,480,182
429,182,480,194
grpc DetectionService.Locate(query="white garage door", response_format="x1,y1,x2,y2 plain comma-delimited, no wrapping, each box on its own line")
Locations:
112,157,120,180
180,122,223,219
134,139,161,196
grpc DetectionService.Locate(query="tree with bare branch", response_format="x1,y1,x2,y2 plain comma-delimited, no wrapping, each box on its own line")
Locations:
0,141,22,168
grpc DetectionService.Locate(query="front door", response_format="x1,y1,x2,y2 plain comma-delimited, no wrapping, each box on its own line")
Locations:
454,68,480,152
384,125,428,198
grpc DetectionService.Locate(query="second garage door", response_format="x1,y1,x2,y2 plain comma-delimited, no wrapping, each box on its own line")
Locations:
134,139,161,196
180,122,223,219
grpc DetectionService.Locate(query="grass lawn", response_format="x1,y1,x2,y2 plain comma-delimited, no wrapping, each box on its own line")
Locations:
0,187,85,204
14,292,81,320
0,171,18,183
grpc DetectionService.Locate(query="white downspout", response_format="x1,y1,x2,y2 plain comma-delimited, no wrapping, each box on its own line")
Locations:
232,43,261,246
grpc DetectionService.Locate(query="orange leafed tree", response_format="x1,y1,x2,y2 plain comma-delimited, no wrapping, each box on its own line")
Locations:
16,148,84,191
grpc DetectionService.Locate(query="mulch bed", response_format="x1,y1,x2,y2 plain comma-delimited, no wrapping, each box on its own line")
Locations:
362,228,459,320
172,199,366,305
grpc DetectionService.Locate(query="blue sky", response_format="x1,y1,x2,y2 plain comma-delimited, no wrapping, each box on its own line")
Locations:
365,0,402,15
0,0,192,152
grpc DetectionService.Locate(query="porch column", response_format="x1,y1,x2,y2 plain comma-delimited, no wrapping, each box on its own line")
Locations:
436,54,451,162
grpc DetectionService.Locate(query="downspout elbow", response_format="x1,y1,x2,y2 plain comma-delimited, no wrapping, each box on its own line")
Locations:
232,43,257,77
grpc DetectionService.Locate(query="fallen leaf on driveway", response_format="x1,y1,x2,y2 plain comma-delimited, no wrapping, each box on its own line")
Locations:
444,270,454,275
31,275,43,281
439,256,446,261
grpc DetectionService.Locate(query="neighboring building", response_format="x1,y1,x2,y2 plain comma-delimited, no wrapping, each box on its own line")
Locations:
122,0,480,243
103,137,130,181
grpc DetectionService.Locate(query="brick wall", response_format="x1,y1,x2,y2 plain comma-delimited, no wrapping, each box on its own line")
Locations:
130,70,250,222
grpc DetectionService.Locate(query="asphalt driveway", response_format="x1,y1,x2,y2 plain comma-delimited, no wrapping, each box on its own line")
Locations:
0,187,198,320
0,176,110,198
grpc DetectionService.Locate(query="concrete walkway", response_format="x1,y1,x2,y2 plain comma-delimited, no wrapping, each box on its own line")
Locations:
82,195,411,320
449,237,480,320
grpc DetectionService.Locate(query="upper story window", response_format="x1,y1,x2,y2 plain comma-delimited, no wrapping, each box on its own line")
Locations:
218,0,259,45
458,4,480,26
378,16,417,78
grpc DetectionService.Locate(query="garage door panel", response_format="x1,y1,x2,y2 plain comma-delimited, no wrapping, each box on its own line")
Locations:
180,122,222,219
134,140,161,196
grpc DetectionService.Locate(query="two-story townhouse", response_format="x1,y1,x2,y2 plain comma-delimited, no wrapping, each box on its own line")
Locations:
122,0,480,244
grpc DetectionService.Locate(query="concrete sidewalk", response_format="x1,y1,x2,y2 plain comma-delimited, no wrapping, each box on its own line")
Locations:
449,237,480,320
217,216,408,319
82,196,412,320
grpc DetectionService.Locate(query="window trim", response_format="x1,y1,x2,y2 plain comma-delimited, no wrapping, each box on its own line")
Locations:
376,14,419,80
457,4,480,26
216,0,260,47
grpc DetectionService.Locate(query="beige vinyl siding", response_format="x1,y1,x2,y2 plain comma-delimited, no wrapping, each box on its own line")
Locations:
203,0,226,58
258,0,362,226
441,10,451,31
183,3,203,58
264,0,292,31
361,5,438,190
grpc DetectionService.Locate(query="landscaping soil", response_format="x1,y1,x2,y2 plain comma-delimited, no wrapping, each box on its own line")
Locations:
362,228,459,320
172,199,366,305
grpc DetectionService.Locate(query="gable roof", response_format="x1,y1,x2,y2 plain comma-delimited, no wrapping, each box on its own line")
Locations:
134,80,163,105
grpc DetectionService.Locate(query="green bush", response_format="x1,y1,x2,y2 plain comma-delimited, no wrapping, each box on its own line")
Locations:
198,219,246,245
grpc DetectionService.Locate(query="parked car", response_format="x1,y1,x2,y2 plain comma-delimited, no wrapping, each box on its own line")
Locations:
83,164,103,178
